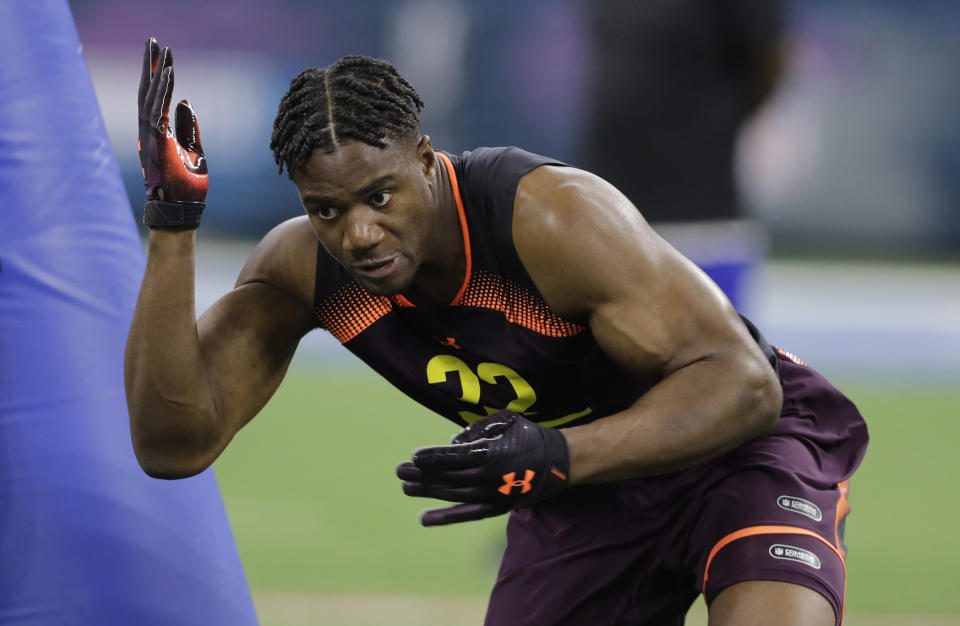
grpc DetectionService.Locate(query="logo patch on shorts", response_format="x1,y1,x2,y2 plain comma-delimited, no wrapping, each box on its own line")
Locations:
777,495,822,521
769,544,821,570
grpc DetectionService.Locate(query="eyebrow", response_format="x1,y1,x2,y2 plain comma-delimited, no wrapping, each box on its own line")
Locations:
302,175,396,207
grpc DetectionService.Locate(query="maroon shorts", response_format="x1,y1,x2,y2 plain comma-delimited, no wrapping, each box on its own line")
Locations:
484,351,868,626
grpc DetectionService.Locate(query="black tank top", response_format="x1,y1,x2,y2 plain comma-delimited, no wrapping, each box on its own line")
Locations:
312,146,655,428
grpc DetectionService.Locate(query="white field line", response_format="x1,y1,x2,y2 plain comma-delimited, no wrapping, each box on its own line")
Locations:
251,591,960,626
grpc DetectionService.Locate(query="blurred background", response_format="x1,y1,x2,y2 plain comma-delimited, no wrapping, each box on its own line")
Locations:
68,0,959,624
71,0,960,254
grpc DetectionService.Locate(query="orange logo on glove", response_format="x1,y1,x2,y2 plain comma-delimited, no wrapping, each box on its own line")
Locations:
498,470,535,495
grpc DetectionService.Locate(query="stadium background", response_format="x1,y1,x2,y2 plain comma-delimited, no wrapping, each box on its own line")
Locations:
68,0,959,623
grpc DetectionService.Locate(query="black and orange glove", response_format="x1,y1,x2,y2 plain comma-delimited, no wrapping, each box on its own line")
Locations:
396,410,570,526
137,37,208,229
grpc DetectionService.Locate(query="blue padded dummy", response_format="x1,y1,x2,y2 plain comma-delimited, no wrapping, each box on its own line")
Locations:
0,2,259,624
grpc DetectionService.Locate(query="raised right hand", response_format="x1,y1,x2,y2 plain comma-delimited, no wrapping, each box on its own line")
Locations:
137,37,208,229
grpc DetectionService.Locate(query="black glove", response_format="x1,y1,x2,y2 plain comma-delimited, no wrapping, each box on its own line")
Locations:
137,37,208,229
396,410,570,526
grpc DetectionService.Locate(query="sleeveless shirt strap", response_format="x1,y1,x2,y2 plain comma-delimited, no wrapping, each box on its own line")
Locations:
739,314,780,375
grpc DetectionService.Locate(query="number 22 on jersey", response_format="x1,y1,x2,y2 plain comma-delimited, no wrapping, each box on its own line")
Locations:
426,354,592,427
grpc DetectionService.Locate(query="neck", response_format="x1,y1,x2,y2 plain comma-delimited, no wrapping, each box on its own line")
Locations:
405,152,467,306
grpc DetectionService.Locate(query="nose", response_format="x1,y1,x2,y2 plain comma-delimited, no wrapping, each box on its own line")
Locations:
342,205,385,257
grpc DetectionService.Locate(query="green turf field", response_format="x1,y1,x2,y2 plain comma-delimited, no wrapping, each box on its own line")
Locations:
214,365,960,622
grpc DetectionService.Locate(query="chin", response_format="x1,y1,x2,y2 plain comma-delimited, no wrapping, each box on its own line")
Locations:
358,275,410,298
361,283,397,297
350,255,419,297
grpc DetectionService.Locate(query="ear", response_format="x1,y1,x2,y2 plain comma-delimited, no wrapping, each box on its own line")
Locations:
416,135,436,179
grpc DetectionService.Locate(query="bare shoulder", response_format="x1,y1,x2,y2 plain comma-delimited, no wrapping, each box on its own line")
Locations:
513,165,668,317
236,215,318,308
513,164,747,376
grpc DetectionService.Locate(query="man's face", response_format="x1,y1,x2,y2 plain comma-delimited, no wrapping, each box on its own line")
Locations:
292,136,438,297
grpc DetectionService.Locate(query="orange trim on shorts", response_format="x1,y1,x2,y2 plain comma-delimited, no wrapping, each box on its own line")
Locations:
834,481,852,624
702,524,847,624
835,480,851,551
435,151,472,306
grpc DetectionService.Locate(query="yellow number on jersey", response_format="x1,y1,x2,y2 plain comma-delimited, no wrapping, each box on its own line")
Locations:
426,355,591,426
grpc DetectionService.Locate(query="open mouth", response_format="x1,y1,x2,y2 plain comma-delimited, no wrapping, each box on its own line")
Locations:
355,256,399,279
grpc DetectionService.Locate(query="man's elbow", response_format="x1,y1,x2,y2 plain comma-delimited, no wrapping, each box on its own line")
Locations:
134,449,211,480
129,420,219,479
744,355,783,436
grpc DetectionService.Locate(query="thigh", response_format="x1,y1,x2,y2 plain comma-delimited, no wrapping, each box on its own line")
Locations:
484,484,699,626
689,353,868,626
691,456,852,626
708,580,836,626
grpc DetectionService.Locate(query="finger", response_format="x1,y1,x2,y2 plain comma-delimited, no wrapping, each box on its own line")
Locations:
399,462,486,486
175,99,204,155
419,503,504,527
411,441,489,470
160,60,175,121
403,463,487,487
143,45,169,116
151,66,173,128
434,465,489,486
159,44,174,72
402,480,486,502
138,37,158,107
396,461,423,481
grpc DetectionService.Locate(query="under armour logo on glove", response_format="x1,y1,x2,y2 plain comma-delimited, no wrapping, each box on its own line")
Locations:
499,470,536,495
396,410,570,526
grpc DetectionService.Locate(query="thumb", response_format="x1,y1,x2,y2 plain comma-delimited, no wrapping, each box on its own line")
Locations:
175,99,205,156
175,99,208,175
451,411,516,444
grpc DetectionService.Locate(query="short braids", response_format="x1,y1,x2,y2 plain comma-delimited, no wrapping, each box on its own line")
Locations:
270,55,424,176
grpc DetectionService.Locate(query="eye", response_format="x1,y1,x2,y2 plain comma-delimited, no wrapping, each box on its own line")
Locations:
370,191,392,208
310,206,340,221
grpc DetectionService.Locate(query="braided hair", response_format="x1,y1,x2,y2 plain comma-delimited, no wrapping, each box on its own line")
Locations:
270,55,424,176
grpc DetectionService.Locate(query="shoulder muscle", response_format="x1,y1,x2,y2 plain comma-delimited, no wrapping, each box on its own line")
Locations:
513,165,750,377
236,215,318,308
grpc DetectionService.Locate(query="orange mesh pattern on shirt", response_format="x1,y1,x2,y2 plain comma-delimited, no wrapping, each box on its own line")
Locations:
776,347,808,367
316,281,394,343
459,270,586,337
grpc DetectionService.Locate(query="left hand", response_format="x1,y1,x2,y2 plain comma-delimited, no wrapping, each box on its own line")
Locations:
396,410,570,526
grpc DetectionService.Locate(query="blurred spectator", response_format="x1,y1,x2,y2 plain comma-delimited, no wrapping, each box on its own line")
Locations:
581,0,787,311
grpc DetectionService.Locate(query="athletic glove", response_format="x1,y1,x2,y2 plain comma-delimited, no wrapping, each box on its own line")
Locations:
396,410,570,526
137,37,208,229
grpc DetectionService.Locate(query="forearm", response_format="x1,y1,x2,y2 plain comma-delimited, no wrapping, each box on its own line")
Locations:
563,352,782,485
124,229,220,475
